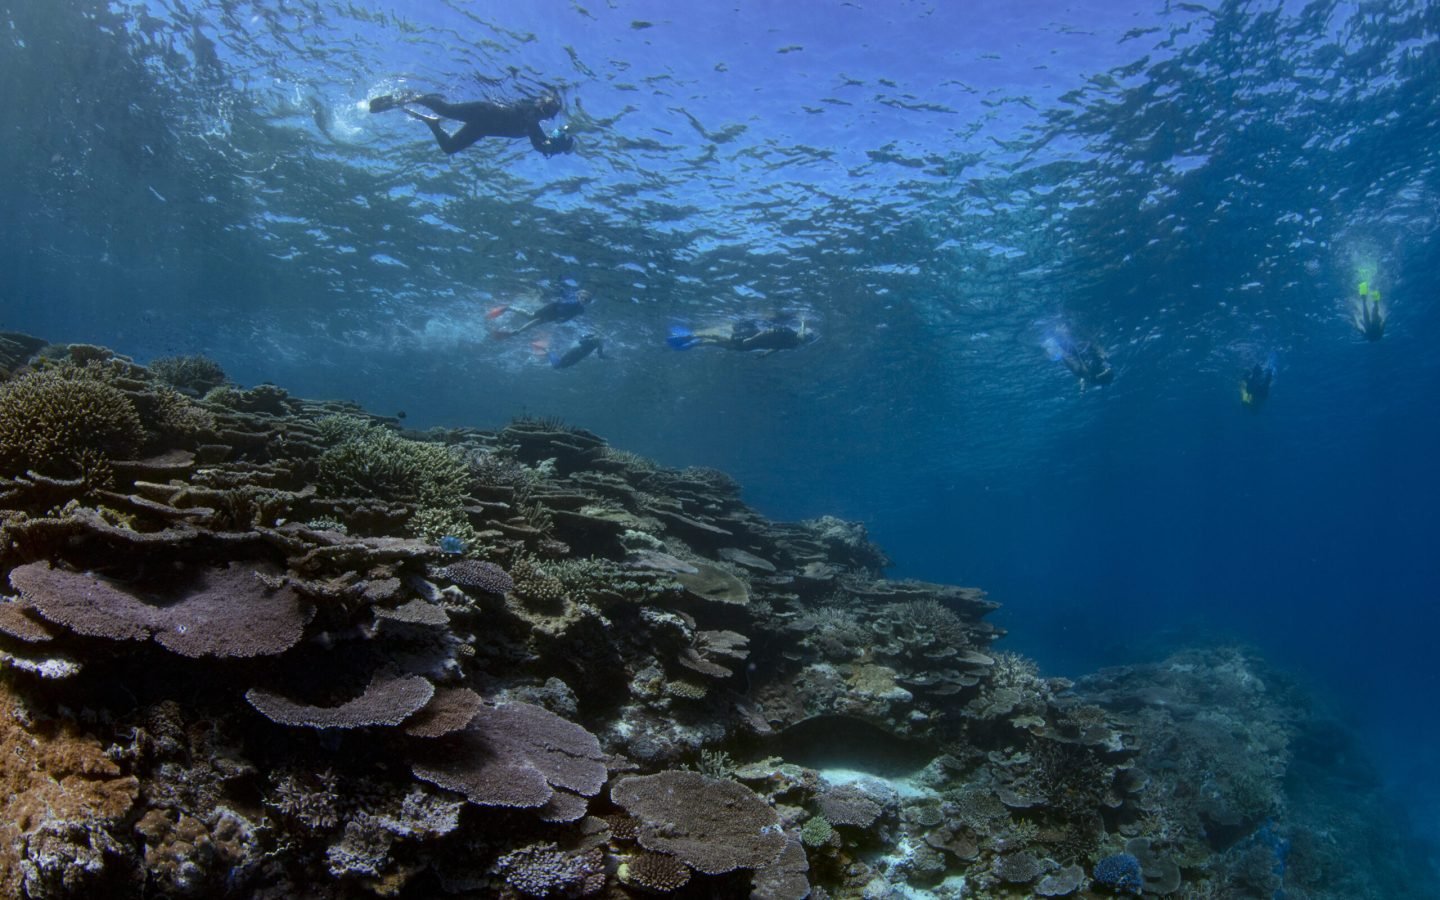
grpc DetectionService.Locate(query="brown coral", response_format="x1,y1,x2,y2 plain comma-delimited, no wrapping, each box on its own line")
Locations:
439,559,513,595
403,686,484,738
623,851,692,892
246,674,435,729
0,368,144,478
0,681,139,897
411,701,607,811
610,771,786,875
9,561,310,658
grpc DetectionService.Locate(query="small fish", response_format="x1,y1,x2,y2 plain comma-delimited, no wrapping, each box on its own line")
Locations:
549,333,605,369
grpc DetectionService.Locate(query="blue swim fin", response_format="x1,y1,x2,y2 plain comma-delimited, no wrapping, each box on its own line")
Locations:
548,350,563,368
666,326,699,351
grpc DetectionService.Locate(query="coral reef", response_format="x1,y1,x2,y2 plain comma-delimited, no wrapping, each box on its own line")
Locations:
0,335,1417,898
0,367,144,479
146,355,229,396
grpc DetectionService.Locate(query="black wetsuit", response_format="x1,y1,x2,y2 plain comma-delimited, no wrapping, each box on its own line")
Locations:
1358,299,1385,341
550,334,605,369
1063,343,1114,388
1243,365,1272,407
378,92,573,157
507,296,591,336
735,326,804,353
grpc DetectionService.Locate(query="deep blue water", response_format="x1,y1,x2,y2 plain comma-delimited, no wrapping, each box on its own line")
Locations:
3,0,1439,861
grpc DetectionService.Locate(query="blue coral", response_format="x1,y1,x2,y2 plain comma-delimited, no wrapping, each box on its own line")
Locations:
1093,852,1143,895
1251,819,1291,898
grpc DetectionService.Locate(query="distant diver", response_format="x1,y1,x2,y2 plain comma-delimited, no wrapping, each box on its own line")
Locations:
1240,355,1276,411
494,290,593,337
549,333,605,369
1353,281,1386,341
667,317,815,357
369,90,575,157
1045,332,1114,391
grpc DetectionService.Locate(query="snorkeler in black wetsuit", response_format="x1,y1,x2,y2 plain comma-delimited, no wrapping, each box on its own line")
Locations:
666,317,815,357
1354,283,1386,341
1060,341,1114,391
495,290,593,337
370,91,575,157
549,333,605,369
1240,361,1274,411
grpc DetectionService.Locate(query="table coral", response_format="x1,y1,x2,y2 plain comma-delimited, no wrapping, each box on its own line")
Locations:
611,771,787,875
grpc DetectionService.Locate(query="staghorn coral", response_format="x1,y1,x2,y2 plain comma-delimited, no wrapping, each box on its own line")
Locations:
510,556,567,609
622,850,692,892
409,504,479,546
495,841,606,898
800,816,835,848
142,386,217,438
147,355,228,395
316,417,469,509
0,368,144,478
266,769,344,831
1093,852,1143,895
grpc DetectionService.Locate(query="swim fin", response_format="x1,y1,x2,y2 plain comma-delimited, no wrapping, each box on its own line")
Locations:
666,326,699,351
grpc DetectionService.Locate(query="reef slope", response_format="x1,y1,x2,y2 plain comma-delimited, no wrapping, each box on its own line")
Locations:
0,337,1415,898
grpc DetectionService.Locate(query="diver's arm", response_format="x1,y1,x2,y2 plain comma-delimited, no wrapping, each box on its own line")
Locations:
529,123,573,156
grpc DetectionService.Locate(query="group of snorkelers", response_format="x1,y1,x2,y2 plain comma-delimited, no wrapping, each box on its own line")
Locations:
485,290,604,369
1051,279,1388,411
369,82,1391,387
486,287,817,369
1238,281,1387,411
370,84,820,370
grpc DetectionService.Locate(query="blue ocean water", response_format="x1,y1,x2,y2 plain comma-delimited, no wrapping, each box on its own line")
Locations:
2,0,1438,876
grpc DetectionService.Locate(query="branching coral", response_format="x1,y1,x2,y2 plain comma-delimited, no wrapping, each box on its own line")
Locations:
147,355,228,395
316,417,469,508
0,368,143,478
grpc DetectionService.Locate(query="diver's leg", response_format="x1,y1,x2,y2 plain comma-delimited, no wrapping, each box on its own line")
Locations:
435,121,486,154
410,94,458,116
406,111,480,154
